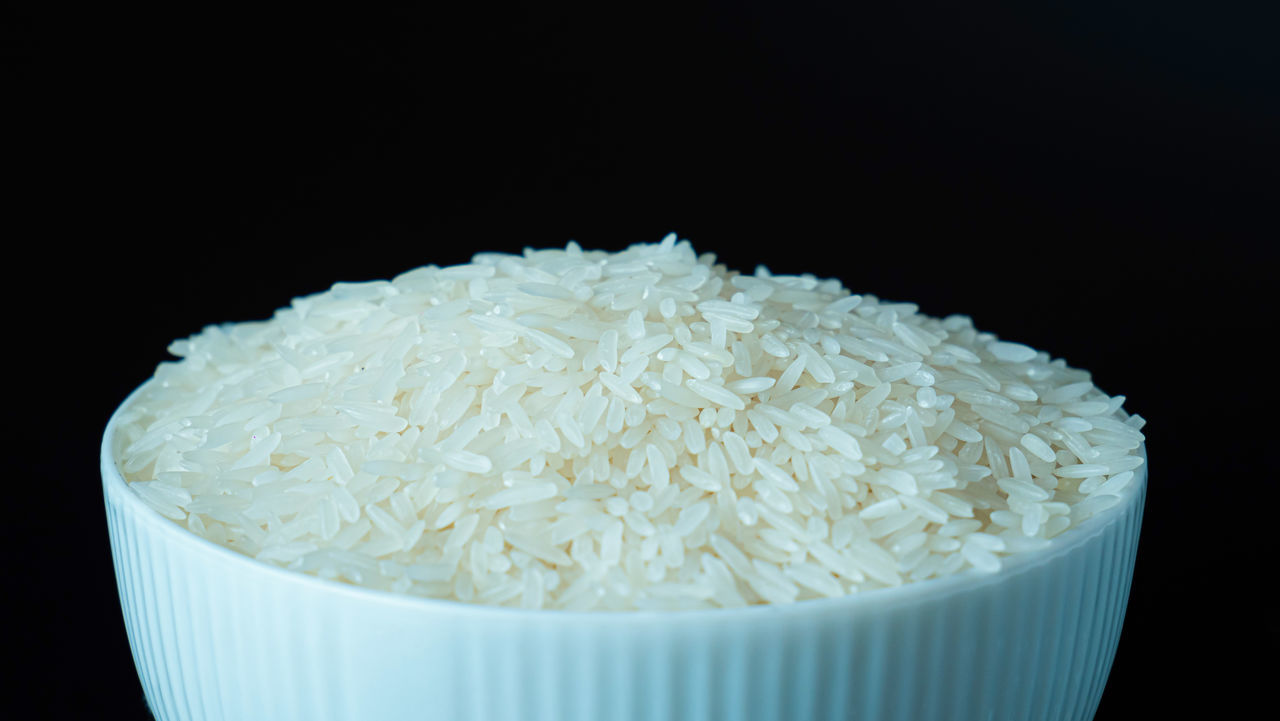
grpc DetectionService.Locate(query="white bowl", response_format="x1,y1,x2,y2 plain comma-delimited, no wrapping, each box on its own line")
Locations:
104,380,1147,721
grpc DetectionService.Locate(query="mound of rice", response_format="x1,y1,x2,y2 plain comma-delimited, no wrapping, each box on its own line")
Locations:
116,234,1145,610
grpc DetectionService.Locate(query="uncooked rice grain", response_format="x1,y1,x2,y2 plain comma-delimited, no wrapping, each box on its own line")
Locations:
116,234,1145,611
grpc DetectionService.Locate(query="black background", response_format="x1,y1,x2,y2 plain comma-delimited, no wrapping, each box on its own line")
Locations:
9,2,1277,719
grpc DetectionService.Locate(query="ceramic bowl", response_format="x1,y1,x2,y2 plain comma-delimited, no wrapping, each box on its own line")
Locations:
104,381,1146,721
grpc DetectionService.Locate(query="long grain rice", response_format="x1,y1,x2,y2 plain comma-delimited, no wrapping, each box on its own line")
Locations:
118,234,1145,610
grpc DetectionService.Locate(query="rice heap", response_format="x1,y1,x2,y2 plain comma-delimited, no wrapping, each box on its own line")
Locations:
117,235,1146,610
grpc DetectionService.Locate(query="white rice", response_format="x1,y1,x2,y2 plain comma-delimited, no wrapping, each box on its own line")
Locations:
116,234,1145,611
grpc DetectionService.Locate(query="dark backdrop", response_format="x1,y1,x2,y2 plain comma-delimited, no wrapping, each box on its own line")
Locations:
9,2,1276,719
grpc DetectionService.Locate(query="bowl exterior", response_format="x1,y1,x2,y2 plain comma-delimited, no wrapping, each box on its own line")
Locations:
105,398,1145,721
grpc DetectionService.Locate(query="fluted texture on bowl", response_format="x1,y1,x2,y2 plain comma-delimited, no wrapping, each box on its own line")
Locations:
105,447,1144,721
